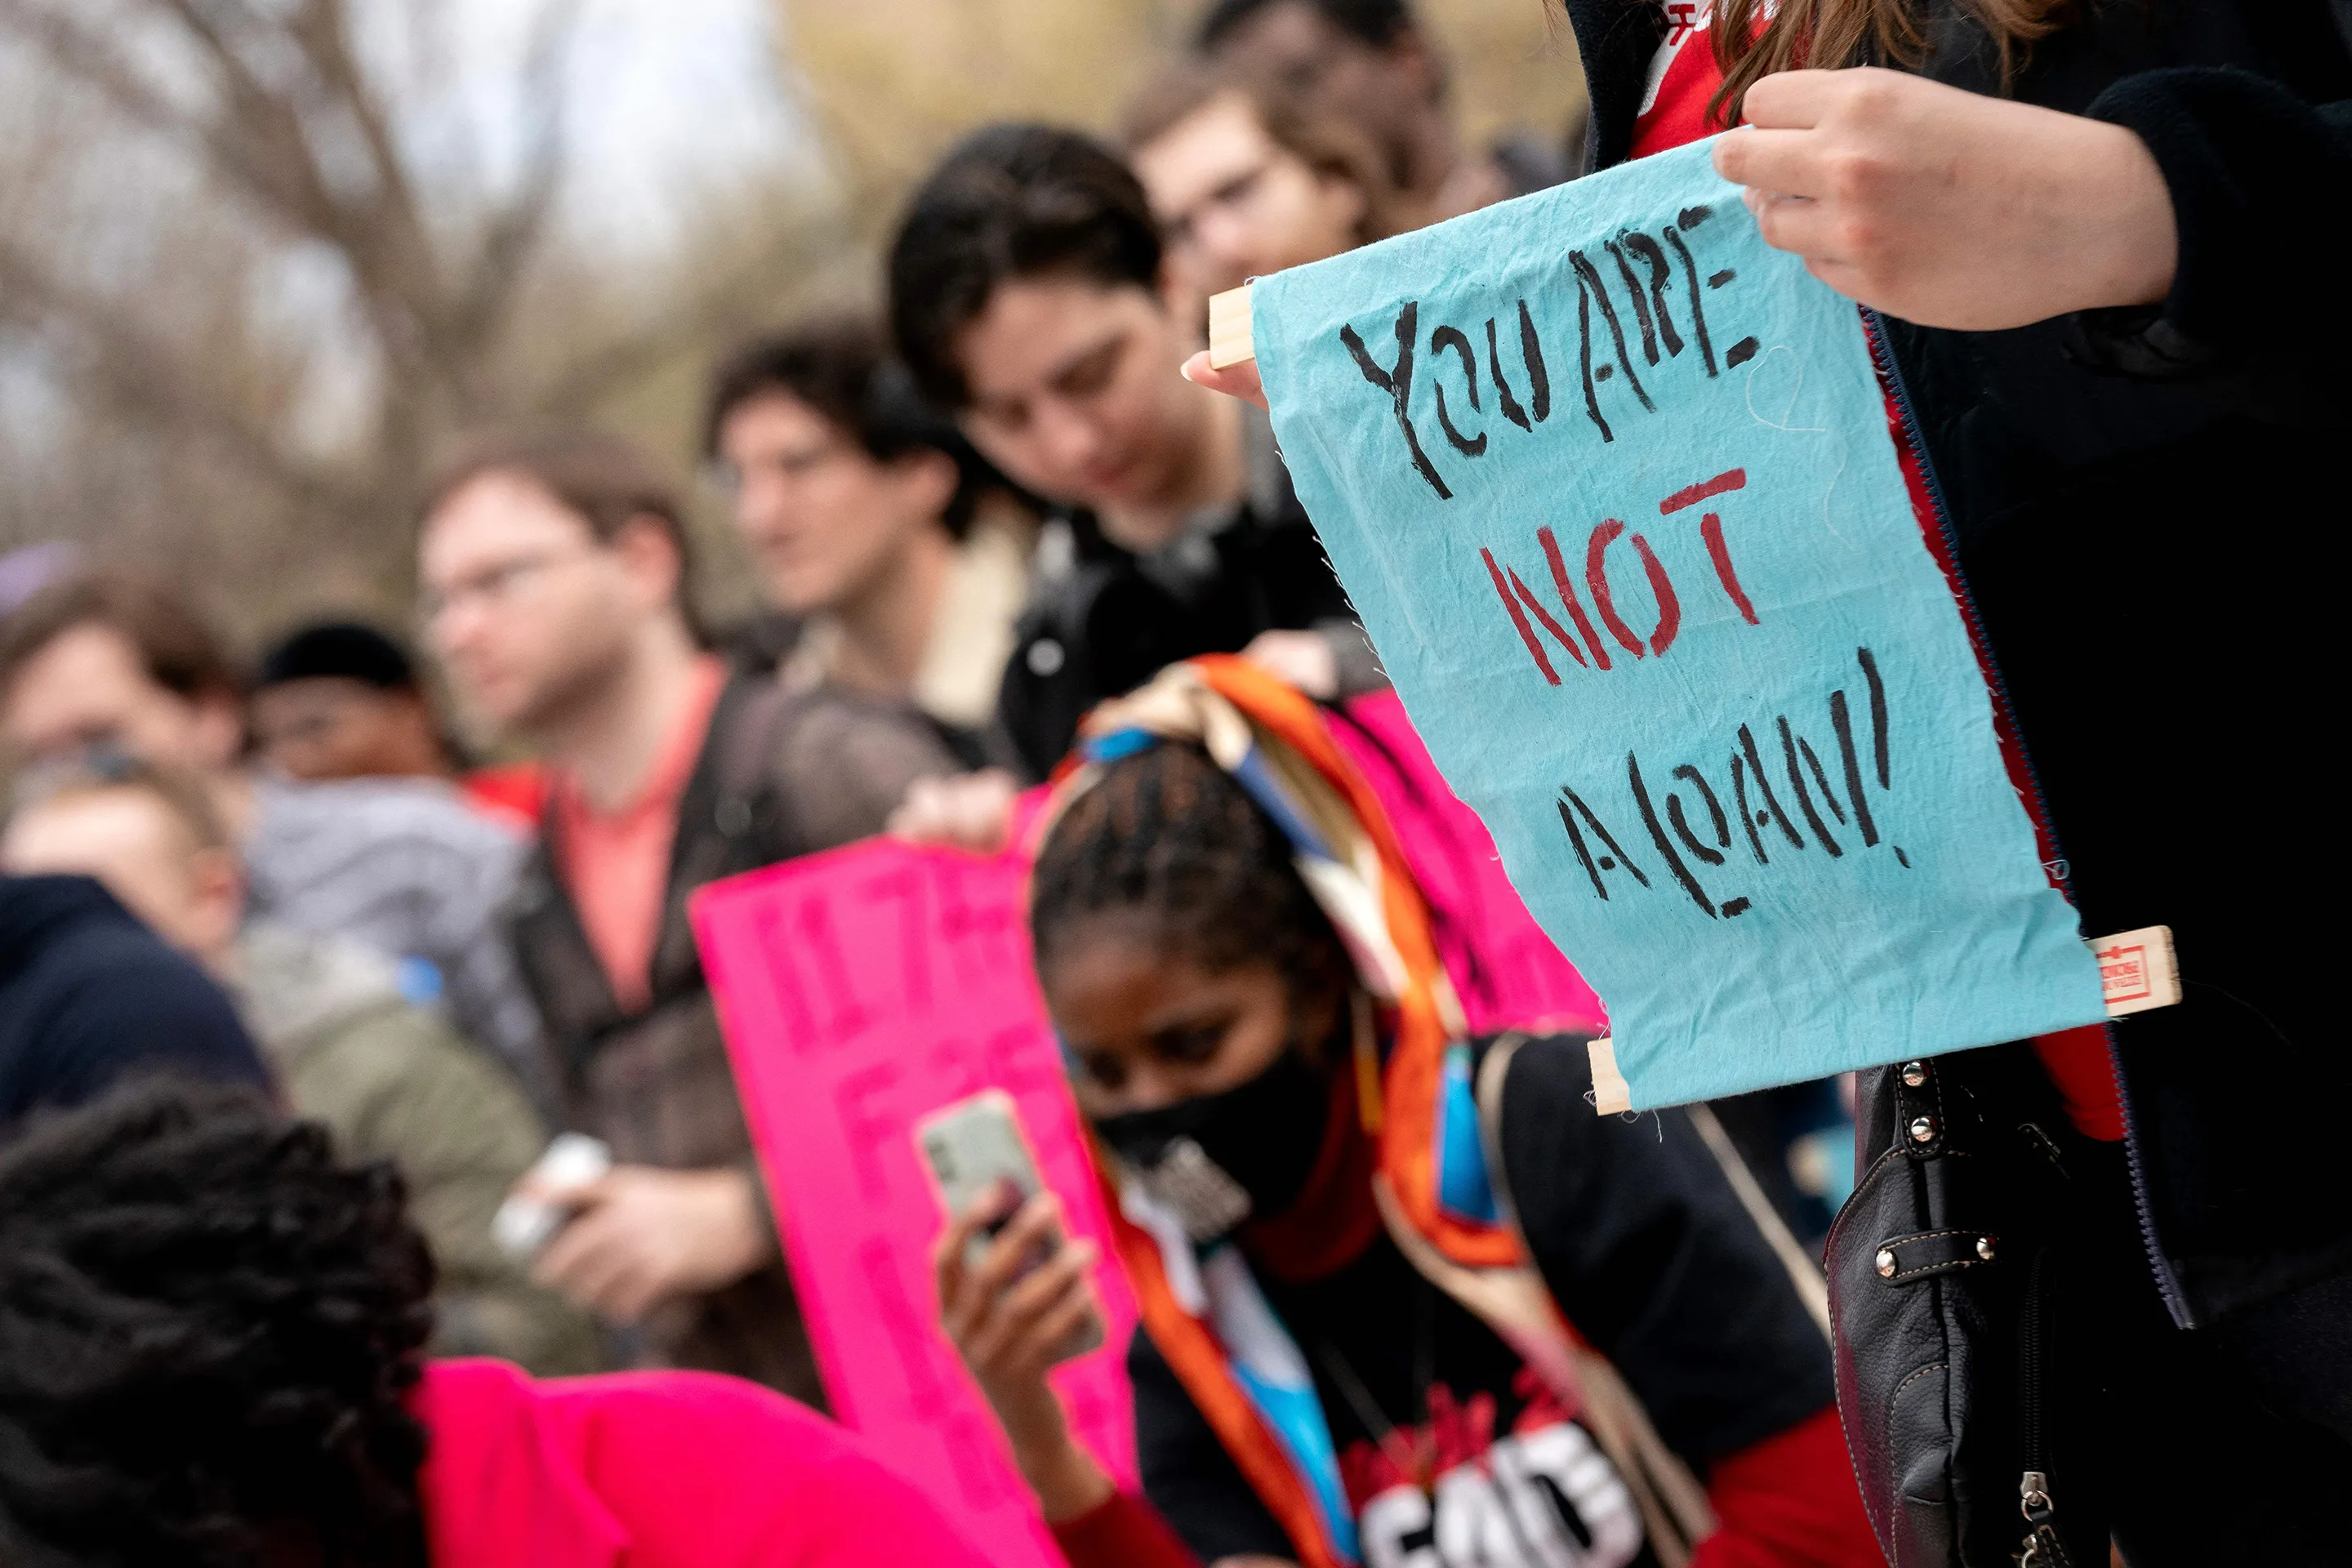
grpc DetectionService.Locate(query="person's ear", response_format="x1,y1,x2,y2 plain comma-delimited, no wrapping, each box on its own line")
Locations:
612,515,685,615
1323,169,1370,243
889,449,961,531
1155,260,1206,346
190,692,246,772
185,844,246,955
1388,27,1443,105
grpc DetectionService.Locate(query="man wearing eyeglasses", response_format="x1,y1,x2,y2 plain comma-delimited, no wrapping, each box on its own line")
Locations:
417,430,958,1406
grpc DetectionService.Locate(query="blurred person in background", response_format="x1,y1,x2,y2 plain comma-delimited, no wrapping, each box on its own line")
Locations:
0,752,599,1374
1125,64,1401,308
0,572,547,1098
0,1082,998,1568
250,619,546,832
418,430,958,1401
2,863,264,1129
251,621,452,786
703,315,1032,769
885,123,1383,847
1192,0,1568,225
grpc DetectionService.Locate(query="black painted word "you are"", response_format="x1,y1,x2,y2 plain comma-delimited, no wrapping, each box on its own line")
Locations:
1343,204,1760,501
1555,647,1905,920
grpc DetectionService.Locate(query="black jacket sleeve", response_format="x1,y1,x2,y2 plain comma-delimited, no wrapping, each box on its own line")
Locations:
1493,1033,1836,1467
2078,66,2352,418
29,928,270,1112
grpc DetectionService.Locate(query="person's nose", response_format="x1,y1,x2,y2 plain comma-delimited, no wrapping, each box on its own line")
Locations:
1195,208,1257,292
1036,401,1106,476
1116,1061,1194,1116
425,593,492,661
735,476,795,546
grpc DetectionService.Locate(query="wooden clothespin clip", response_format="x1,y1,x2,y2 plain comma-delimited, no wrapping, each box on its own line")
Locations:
1208,284,1256,369
1586,924,2179,1118
1588,1038,1633,1116
2092,924,2180,1017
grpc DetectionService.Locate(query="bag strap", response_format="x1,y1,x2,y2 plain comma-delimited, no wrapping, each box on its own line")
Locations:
1406,1031,1722,1567
1682,1101,1833,1340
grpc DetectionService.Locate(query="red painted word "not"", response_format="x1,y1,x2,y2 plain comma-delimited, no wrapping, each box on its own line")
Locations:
1481,467,1757,684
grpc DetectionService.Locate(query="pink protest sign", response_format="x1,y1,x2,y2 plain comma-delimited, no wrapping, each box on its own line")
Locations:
692,842,1138,1568
1337,690,1608,1038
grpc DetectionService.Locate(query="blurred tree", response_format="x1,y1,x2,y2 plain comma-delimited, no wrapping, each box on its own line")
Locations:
0,0,838,636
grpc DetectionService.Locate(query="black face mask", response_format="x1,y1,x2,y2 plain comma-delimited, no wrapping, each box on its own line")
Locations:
1095,1048,1334,1242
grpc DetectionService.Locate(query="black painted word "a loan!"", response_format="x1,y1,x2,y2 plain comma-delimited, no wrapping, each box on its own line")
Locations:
1343,205,1759,501
1554,648,1904,920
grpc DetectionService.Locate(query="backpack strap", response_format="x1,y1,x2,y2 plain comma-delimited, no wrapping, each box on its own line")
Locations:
704,675,808,868
1455,1033,1719,1567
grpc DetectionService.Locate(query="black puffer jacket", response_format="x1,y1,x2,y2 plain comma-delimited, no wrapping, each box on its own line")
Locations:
1557,0,2352,1332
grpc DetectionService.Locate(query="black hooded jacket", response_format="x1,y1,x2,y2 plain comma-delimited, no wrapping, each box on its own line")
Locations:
0,874,267,1129
1557,0,2352,1327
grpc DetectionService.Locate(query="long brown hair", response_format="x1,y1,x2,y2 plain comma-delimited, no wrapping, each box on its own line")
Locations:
1709,0,2071,125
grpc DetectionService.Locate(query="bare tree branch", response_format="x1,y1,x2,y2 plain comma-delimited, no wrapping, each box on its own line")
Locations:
442,0,582,386
0,232,365,511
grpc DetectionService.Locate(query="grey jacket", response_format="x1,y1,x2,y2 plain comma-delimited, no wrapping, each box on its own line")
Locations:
234,924,601,1374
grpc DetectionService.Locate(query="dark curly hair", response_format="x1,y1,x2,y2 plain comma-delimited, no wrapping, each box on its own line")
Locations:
1030,742,1344,1004
0,1081,436,1568
887,123,1163,411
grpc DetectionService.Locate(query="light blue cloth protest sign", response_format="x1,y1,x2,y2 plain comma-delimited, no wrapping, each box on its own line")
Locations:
1254,136,2107,1108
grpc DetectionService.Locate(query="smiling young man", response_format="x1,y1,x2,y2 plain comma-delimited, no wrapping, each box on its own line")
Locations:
418,430,958,1401
887,123,1382,791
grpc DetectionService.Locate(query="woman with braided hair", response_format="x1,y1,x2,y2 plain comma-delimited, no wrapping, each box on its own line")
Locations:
0,1080,992,1567
935,656,1878,1568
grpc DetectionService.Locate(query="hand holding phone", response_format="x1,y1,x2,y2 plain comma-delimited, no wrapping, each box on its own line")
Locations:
918,1091,1105,1366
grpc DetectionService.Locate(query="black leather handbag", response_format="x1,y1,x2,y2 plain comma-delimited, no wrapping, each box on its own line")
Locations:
1826,1043,2115,1568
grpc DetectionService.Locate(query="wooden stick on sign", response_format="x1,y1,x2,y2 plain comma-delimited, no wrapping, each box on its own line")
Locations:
1209,284,1256,368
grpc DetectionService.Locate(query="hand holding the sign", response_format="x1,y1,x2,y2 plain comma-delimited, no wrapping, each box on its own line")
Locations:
1180,350,1267,412
1714,68,2176,331
889,768,1021,856
933,1191,1114,1522
529,1165,772,1324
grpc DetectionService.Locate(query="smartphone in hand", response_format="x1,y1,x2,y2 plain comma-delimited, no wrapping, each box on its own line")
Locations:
915,1090,1104,1361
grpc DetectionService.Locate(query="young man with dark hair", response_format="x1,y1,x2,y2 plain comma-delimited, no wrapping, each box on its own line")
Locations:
1193,0,1568,221
704,316,1031,764
887,122,1380,795
418,428,958,1402
0,572,545,1095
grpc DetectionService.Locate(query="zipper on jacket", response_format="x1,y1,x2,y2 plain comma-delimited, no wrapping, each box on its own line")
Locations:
2013,1247,2073,1567
1859,308,2190,1330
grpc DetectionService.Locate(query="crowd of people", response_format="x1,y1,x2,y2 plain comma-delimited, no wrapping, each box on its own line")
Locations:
2,0,2345,1564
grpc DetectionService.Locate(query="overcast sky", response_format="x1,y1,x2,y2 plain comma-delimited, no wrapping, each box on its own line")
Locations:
444,0,811,252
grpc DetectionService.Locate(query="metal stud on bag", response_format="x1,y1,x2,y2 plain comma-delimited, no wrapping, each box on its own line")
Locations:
1900,1059,1929,1088
1875,1248,1897,1278
1909,1116,1938,1144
